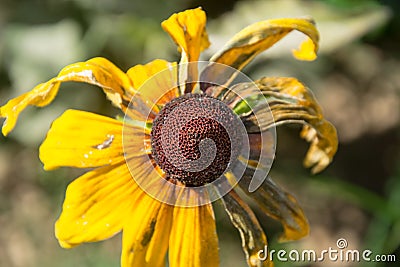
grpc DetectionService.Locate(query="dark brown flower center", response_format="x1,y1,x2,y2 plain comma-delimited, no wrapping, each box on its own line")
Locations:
150,93,242,187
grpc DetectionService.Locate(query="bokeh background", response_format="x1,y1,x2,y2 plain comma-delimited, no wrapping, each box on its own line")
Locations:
0,0,399,266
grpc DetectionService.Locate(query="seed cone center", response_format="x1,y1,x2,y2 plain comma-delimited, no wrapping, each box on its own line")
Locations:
150,93,242,187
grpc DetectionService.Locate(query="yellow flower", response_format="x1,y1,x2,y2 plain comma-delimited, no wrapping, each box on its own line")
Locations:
0,7,338,267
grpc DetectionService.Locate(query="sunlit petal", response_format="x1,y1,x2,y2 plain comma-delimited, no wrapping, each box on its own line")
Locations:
169,203,219,267
121,193,173,267
40,110,119,170
126,59,179,120
162,7,210,94
0,57,136,136
39,109,148,170
55,162,138,248
127,59,178,103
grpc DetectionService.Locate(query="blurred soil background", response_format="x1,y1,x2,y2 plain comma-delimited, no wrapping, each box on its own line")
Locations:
0,0,399,266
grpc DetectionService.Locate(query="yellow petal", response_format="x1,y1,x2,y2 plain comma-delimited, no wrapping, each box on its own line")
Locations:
223,190,273,267
169,203,219,267
204,18,319,87
121,193,173,267
162,8,210,94
55,162,139,248
0,57,136,136
292,37,317,61
39,109,148,170
238,171,309,242
127,60,177,94
86,57,135,97
126,59,179,120
40,110,119,170
162,8,210,63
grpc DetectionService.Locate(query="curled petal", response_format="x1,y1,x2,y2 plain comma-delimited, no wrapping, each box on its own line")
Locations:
0,57,135,136
202,18,318,88
162,7,210,94
161,7,210,63
300,122,338,173
233,78,337,173
256,77,338,173
222,189,273,267
292,37,318,61
169,203,219,267
56,162,138,248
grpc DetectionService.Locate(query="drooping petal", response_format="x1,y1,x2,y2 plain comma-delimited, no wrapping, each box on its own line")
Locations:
169,203,219,267
222,189,273,267
126,59,179,120
55,162,139,248
162,7,210,94
0,57,136,136
201,18,319,89
223,78,321,240
300,123,338,174
255,77,338,173
237,169,309,242
229,78,337,173
121,192,173,267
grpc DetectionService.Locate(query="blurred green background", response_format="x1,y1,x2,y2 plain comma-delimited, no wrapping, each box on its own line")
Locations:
0,0,399,266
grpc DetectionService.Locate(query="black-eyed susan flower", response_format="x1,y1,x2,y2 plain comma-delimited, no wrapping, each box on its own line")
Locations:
0,8,338,267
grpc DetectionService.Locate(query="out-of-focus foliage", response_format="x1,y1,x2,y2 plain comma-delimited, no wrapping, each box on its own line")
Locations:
0,0,399,267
